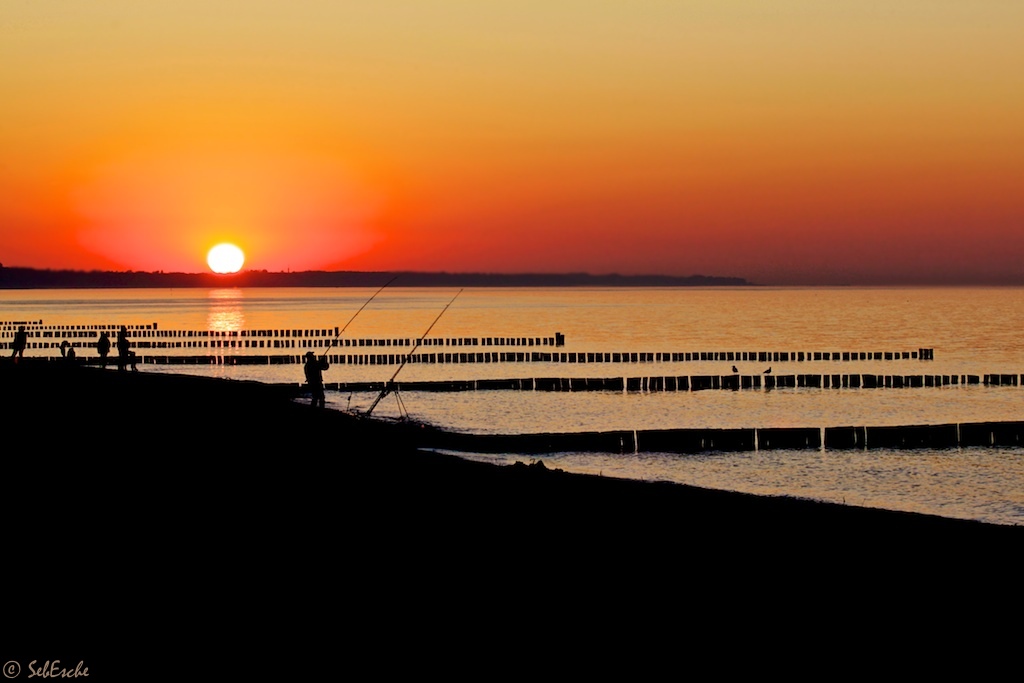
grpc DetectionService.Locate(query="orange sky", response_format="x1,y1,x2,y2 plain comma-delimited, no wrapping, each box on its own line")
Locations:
1,2,1022,285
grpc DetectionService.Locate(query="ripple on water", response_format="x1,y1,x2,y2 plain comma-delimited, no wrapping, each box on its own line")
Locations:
453,447,1024,527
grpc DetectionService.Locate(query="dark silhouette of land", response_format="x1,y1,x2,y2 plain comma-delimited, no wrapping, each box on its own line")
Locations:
0,265,751,289
2,359,1016,667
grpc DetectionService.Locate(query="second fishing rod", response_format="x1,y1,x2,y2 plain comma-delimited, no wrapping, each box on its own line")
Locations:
365,288,462,417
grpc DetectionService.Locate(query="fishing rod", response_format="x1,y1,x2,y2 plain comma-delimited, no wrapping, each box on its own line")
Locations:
319,275,398,360
365,288,462,417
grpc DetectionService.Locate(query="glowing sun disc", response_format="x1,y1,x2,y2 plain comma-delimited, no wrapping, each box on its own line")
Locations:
207,243,245,274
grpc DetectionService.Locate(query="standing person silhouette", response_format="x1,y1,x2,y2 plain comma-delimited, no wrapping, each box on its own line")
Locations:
10,325,27,362
303,351,329,408
97,331,111,368
116,326,131,372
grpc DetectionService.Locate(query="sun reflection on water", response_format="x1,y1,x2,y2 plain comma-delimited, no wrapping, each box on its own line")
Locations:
207,288,245,333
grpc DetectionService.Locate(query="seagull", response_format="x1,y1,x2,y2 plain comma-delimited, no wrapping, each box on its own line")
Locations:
763,367,772,374
731,365,739,373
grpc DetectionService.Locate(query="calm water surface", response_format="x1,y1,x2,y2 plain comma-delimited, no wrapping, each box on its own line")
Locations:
3,286,1023,526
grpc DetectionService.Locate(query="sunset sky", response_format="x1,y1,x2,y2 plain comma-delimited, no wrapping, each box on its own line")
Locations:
2,1,1021,285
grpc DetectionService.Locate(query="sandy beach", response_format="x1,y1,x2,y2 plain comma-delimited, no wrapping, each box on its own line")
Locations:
4,359,1019,668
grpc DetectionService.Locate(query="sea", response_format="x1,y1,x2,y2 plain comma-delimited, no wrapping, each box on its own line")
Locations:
4,285,1023,527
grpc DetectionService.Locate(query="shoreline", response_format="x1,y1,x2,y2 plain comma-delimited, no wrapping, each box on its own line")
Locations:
3,359,1017,536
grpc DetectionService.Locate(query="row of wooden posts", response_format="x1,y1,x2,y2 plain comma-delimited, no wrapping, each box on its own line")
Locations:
18,346,935,365
2,322,940,363
0,323,565,349
425,421,1024,454
26,347,1020,390
322,373,1021,393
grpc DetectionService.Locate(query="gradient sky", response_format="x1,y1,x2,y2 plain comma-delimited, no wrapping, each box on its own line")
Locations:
2,1,1022,285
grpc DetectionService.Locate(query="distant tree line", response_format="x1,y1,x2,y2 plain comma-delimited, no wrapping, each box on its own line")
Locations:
0,266,751,289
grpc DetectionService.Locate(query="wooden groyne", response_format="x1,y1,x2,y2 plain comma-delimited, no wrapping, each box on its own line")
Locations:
64,349,933,366
0,322,566,352
6,331,935,370
426,420,1024,455
325,373,1018,393
2,320,939,364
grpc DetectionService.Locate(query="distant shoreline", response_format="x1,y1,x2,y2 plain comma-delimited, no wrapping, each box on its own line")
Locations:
0,266,751,289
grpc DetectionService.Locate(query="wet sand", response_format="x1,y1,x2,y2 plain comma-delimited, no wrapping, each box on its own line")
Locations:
3,359,1019,663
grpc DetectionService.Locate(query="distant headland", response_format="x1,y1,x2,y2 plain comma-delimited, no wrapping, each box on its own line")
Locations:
0,266,751,289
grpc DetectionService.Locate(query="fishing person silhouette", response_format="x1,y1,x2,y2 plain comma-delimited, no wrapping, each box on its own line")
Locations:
10,325,27,361
304,351,330,408
116,325,131,371
96,331,111,368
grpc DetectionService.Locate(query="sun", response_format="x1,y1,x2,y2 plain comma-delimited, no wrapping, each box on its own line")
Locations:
207,243,245,274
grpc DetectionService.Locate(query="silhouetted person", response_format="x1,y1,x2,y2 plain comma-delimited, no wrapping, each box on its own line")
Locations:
97,332,111,368
11,325,27,362
116,326,131,372
59,340,74,360
304,351,329,408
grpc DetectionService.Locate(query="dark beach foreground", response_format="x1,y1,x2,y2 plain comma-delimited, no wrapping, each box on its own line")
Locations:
3,359,1020,672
